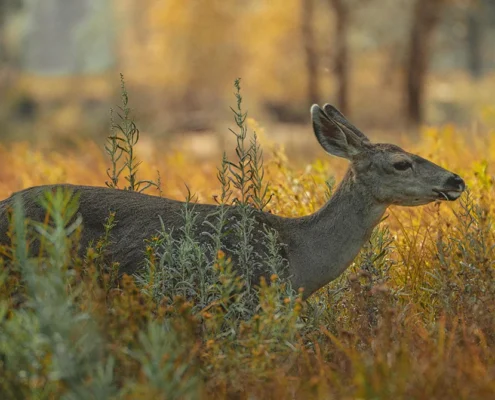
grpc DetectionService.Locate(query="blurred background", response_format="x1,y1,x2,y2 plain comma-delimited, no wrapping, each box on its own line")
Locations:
0,0,494,150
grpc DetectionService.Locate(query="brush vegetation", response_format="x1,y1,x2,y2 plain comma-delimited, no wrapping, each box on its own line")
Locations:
0,78,494,399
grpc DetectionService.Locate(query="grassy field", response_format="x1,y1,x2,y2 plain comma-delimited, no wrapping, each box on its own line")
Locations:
0,83,494,399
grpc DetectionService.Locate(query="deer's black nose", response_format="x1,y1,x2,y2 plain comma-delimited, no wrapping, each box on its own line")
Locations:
446,174,465,191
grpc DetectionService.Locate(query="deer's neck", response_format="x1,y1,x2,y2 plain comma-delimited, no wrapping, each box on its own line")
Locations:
289,170,387,297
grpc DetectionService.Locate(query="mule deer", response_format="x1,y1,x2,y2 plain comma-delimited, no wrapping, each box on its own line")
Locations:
0,104,465,298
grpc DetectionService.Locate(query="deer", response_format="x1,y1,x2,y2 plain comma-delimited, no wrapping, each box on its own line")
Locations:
0,104,465,299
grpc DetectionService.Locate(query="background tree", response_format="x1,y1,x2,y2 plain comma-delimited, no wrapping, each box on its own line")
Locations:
466,3,483,79
328,0,350,115
405,0,446,128
301,0,319,108
0,1,22,71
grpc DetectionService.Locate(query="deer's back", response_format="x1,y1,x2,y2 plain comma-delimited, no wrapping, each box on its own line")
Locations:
0,184,285,278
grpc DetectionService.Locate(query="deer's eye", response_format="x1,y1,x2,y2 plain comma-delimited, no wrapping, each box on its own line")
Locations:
393,161,412,171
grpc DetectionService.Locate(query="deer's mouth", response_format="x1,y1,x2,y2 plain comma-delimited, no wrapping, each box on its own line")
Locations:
433,189,463,201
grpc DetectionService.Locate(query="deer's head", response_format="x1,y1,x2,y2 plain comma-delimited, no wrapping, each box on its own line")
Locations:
311,104,465,207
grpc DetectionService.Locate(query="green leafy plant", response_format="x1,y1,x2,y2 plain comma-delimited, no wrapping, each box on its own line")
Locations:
106,73,160,193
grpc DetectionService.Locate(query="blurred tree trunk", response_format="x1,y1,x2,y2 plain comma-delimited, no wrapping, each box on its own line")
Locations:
0,0,20,65
0,2,6,65
0,0,22,91
301,0,319,108
466,6,483,79
179,2,239,130
329,0,349,115
405,0,445,128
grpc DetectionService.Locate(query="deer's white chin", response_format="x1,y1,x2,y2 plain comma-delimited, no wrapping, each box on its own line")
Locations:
434,190,463,201
445,191,462,200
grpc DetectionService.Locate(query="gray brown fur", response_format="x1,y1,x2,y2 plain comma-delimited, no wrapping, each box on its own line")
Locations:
0,104,466,298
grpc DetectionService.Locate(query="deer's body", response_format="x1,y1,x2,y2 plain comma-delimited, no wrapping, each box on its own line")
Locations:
0,104,465,298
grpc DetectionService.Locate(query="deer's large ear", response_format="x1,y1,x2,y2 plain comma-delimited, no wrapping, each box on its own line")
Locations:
311,104,364,159
322,103,370,143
